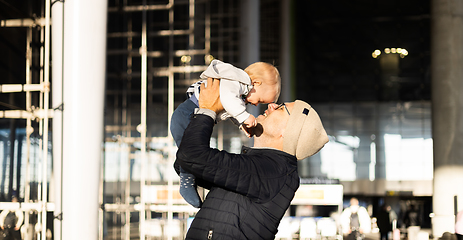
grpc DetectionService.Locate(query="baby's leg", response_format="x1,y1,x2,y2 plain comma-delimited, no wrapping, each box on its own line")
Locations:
170,98,197,147
170,98,202,208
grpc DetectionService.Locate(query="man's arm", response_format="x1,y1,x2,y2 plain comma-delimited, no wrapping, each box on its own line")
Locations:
15,210,24,229
0,209,7,229
176,114,284,201
175,78,284,200
359,207,372,233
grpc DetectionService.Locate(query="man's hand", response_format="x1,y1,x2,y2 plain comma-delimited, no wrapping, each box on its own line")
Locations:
199,78,224,113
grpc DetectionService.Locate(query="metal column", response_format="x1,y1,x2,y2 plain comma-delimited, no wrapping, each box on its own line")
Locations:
139,1,148,239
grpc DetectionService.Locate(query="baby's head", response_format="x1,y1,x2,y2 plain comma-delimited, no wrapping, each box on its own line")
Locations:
244,62,281,106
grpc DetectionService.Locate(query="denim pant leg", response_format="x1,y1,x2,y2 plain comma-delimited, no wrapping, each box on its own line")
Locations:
170,98,198,149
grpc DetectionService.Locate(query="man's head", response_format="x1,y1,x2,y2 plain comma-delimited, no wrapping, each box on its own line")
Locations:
350,197,360,212
244,62,281,106
253,100,328,160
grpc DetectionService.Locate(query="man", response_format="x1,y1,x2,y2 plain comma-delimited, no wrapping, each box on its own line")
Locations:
340,197,371,240
175,78,329,239
403,204,420,240
376,204,397,240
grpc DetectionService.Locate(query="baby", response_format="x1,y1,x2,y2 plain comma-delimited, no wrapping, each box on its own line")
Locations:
170,59,281,207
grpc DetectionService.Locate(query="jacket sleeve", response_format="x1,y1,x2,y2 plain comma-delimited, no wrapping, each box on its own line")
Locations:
175,114,285,201
15,210,23,229
0,209,6,227
359,207,372,233
340,208,351,234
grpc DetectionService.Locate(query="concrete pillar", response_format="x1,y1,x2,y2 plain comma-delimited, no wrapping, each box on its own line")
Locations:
240,0,260,146
379,53,400,101
51,1,64,239
239,0,260,67
356,134,371,180
279,0,294,102
375,123,387,180
431,0,463,237
61,0,107,239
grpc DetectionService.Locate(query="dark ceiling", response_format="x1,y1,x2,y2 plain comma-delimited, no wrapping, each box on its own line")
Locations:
294,0,430,103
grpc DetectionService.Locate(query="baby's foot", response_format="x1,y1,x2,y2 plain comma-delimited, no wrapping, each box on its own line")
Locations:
179,172,202,208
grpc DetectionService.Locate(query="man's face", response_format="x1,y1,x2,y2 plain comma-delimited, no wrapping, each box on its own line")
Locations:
253,102,294,137
350,198,359,206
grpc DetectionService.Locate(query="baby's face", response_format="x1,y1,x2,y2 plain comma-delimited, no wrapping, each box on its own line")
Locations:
246,83,278,106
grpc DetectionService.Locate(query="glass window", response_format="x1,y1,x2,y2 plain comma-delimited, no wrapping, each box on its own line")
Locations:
303,101,432,181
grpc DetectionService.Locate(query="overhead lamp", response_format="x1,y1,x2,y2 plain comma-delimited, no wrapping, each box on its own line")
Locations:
181,55,191,63
204,54,214,64
372,49,381,58
372,48,409,58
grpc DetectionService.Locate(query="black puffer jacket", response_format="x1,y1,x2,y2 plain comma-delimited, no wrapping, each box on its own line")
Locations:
175,114,300,240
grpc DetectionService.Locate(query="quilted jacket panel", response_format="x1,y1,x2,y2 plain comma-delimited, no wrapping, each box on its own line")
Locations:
176,114,300,240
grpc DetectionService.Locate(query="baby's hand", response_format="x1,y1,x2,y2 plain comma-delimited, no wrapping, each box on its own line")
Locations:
240,115,257,138
243,115,257,128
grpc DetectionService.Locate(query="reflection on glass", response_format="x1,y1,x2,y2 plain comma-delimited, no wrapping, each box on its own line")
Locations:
384,134,433,180
312,101,432,182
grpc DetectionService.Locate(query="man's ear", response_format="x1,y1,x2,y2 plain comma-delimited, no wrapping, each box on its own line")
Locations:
252,79,262,86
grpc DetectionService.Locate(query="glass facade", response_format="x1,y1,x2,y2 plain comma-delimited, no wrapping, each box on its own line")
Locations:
302,101,432,182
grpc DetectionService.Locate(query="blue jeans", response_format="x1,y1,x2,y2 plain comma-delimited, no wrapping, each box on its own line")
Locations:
170,98,198,175
170,98,198,147
170,98,203,207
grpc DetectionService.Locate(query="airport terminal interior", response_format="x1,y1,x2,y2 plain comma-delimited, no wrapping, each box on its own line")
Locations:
1,0,458,240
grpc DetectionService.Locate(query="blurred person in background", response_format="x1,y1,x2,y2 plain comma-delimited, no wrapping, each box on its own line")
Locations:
0,196,23,240
340,197,372,240
377,204,397,240
403,204,421,240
